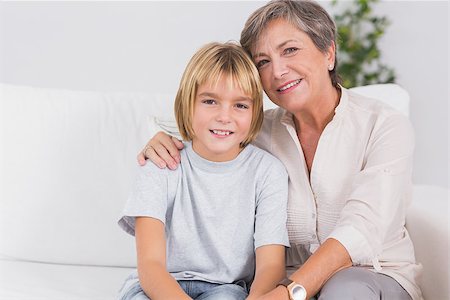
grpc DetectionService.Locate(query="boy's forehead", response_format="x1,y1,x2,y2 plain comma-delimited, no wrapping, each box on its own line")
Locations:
196,83,254,104
202,73,251,90
199,78,251,95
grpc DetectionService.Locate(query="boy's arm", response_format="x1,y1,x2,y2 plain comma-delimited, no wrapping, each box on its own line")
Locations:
246,244,286,300
135,217,192,300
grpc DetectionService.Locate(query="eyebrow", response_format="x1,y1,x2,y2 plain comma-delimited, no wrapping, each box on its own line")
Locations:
198,92,253,102
253,39,298,59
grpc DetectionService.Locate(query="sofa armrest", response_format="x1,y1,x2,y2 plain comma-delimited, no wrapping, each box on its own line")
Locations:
407,185,449,300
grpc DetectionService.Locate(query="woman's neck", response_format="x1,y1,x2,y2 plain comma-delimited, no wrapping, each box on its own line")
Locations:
293,86,341,134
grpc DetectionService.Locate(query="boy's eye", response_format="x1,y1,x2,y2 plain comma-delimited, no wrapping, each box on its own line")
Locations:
255,59,269,69
235,103,249,109
202,99,216,105
284,47,298,55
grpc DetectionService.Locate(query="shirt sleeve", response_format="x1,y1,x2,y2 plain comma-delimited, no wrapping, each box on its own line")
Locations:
254,157,290,249
328,113,414,267
118,163,169,236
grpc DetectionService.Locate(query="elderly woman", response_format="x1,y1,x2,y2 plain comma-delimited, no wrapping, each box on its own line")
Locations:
138,1,422,299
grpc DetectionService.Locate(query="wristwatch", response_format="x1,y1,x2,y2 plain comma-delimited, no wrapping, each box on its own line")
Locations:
277,278,307,300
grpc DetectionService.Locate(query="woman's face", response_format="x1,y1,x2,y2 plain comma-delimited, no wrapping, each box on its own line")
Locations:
252,18,335,113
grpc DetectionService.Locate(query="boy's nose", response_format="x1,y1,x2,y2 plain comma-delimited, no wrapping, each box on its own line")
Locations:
216,107,232,123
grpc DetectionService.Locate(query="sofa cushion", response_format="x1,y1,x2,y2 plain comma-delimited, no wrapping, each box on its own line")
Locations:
0,258,133,299
407,185,449,300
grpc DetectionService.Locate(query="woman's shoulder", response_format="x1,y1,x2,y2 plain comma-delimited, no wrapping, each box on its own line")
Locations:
344,88,413,138
346,88,407,120
344,88,414,146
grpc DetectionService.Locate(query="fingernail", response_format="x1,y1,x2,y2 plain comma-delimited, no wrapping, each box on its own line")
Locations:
169,163,177,170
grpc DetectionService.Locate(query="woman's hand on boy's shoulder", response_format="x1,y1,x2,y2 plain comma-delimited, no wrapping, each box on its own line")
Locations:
138,131,184,169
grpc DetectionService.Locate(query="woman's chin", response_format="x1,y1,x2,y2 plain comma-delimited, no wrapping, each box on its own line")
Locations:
273,95,309,112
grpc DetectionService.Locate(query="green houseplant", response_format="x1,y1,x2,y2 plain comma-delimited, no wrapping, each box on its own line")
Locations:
332,0,396,88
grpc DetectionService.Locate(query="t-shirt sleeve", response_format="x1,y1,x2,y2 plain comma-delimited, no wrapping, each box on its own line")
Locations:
254,157,290,249
118,163,169,236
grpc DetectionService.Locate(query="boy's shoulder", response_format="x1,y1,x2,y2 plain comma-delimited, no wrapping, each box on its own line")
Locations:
138,158,181,180
245,144,287,175
247,143,281,162
139,159,168,174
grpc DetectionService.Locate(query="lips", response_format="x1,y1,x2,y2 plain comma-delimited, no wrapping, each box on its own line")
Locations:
277,79,302,92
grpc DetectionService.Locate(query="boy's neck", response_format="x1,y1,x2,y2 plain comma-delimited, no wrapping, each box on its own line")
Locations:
190,141,245,163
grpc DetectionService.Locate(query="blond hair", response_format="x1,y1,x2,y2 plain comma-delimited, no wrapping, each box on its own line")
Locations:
174,42,264,148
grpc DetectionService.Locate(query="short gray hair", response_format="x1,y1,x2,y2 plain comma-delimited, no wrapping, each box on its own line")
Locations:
240,0,341,88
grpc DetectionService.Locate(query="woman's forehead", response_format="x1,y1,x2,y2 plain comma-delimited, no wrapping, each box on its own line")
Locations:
252,19,308,54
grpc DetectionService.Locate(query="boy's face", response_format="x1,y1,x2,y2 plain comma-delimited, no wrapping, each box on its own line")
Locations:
191,77,254,162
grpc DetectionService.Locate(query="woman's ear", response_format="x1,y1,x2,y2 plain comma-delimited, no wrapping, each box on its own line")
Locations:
326,41,336,70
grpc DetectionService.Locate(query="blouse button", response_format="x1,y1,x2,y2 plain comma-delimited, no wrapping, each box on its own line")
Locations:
311,233,317,239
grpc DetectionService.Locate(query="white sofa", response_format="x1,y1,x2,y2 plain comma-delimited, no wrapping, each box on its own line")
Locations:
0,83,448,300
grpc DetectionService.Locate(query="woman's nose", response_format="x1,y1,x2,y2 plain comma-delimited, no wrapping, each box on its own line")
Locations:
272,58,289,79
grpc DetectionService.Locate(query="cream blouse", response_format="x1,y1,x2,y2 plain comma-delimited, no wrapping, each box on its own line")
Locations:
254,87,423,300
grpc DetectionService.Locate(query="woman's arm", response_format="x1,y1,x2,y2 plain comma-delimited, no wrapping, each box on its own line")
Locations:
260,114,414,299
247,245,286,300
137,132,184,169
135,217,192,300
257,238,351,299
289,238,351,298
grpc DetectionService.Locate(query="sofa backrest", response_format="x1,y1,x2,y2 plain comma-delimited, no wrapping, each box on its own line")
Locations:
0,84,174,266
0,83,410,267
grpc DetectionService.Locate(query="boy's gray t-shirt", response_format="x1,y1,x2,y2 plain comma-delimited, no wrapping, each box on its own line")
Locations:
119,142,289,285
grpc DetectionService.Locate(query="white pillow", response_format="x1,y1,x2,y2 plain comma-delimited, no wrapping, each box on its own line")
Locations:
0,83,175,267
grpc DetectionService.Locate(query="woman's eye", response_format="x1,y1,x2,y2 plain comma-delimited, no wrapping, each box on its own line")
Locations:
284,47,298,55
202,99,216,105
256,59,269,69
235,103,249,109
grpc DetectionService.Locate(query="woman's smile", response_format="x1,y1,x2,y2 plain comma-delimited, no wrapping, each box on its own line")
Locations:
277,79,302,93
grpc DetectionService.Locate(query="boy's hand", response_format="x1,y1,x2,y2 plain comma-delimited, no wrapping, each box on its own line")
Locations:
249,285,289,300
138,131,184,169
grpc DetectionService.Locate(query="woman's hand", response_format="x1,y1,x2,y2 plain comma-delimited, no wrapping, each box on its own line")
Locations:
137,131,184,169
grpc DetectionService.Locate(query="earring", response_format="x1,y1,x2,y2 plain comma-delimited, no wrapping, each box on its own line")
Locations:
328,64,334,71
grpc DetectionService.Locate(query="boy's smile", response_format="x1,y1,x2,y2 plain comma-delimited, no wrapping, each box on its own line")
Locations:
210,129,233,138
191,77,253,162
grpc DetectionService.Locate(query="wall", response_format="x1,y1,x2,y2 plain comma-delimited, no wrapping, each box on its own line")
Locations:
0,1,448,187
